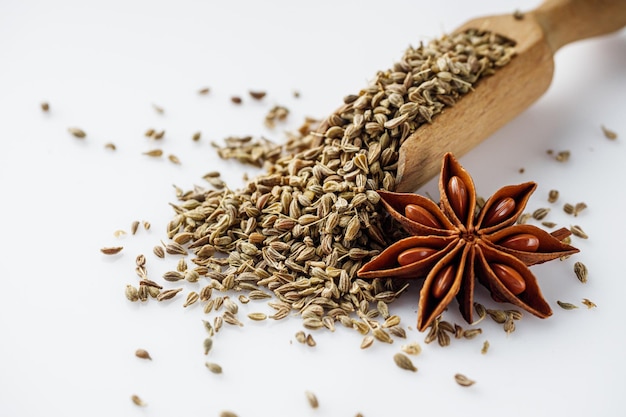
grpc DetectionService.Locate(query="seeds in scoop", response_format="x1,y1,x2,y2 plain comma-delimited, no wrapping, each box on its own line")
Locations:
305,391,319,409
68,127,86,138
454,373,476,387
557,300,578,310
135,349,152,360
574,261,588,283
393,353,417,372
101,246,123,255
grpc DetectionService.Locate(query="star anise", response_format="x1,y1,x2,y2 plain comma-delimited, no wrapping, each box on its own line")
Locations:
357,153,579,332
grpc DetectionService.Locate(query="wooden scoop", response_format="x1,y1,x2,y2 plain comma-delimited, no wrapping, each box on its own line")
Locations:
394,0,626,192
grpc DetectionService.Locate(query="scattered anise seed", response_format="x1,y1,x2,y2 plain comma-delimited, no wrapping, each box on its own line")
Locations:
183,291,199,307
101,246,123,255
555,150,570,162
574,261,588,283
113,229,126,237
40,102,49,112
481,340,490,354
305,391,319,409
360,335,374,349
557,300,578,310
152,103,164,114
205,362,222,374
532,208,550,220
541,221,557,228
601,125,618,140
513,9,524,19
192,131,201,141
462,328,482,339
249,90,267,100
573,202,587,216
198,87,210,95
131,394,146,406
131,220,140,235
203,337,213,355
548,189,559,203
152,245,165,258
306,334,316,347
400,342,422,355
454,373,476,387
143,149,163,157
68,127,86,138
125,285,139,302
570,225,588,239
503,316,515,335
393,353,417,372
153,130,165,139
230,96,242,104
168,154,181,164
247,312,267,321
581,298,597,309
293,90,300,98
156,288,182,301
563,203,575,215
135,349,152,360
295,331,306,344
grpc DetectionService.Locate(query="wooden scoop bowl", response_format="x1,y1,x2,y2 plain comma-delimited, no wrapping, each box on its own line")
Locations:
394,0,626,192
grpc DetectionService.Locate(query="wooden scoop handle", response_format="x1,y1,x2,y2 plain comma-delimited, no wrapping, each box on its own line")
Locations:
394,0,626,192
534,0,626,52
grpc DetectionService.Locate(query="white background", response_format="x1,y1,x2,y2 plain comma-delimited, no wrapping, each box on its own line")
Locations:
1,1,625,416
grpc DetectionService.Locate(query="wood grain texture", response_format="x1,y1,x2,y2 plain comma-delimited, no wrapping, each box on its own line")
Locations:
395,0,626,192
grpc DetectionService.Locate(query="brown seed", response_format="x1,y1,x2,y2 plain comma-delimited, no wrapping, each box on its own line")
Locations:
393,353,417,372
397,247,437,266
219,412,238,417
168,154,181,164
360,335,374,349
135,349,152,360
247,312,267,321
454,373,476,387
555,150,570,162
156,288,182,301
153,130,165,139
462,328,482,339
447,176,469,222
601,125,618,140
40,102,49,112
483,197,516,227
125,285,139,302
131,220,140,235
68,127,86,138
481,340,490,354
541,221,557,228
249,90,267,100
404,204,440,228
153,245,165,258
305,391,319,409
131,394,146,406
497,233,540,252
101,246,123,255
198,87,210,95
573,202,587,217
574,261,588,283
306,334,316,347
563,203,575,215
432,264,456,299
231,96,242,104
295,331,307,344
192,131,201,141
104,142,116,150
491,263,526,295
